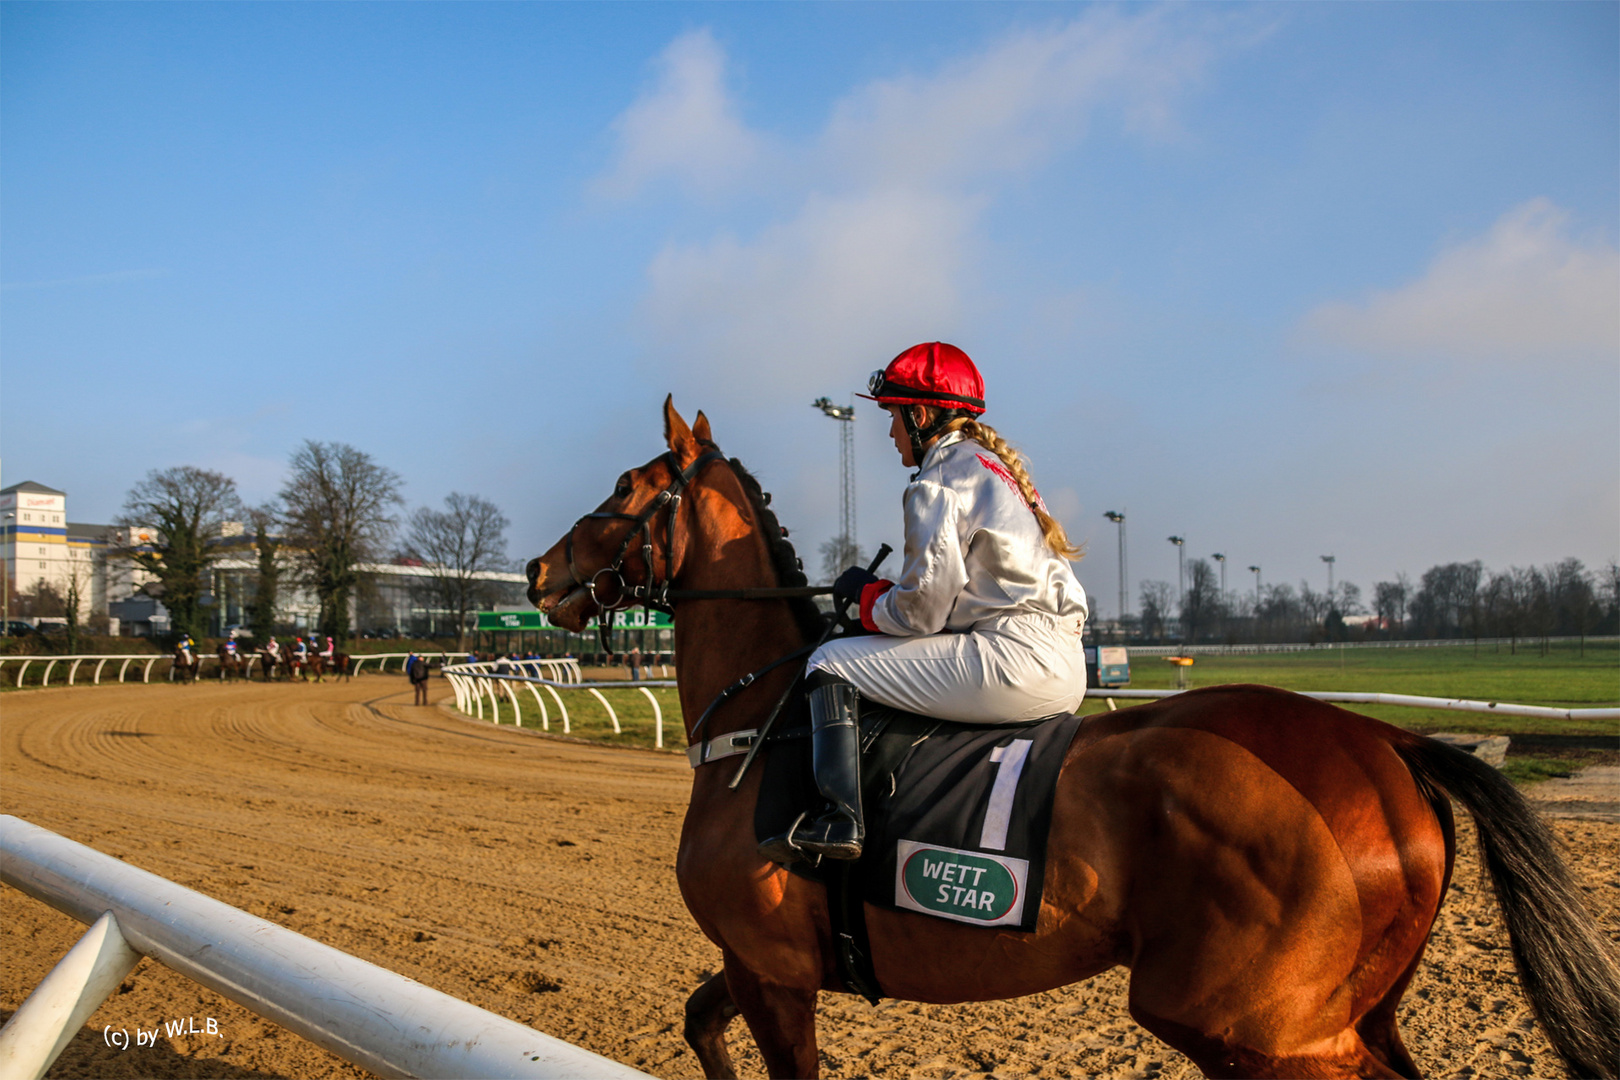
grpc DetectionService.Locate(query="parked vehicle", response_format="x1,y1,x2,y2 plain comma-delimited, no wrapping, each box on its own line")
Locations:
1084,645,1131,688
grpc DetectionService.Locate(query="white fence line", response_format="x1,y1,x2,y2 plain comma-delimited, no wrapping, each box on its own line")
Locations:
1125,635,1619,657
1099,687,1620,721
0,650,455,686
0,816,653,1080
347,651,455,675
442,661,673,749
0,654,168,688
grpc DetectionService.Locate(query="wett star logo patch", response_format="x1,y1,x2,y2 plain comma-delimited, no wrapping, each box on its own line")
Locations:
895,840,1028,927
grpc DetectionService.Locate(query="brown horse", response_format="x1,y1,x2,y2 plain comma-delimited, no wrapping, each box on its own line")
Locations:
216,643,244,682
308,650,350,683
170,643,201,684
259,642,283,682
525,399,1618,1080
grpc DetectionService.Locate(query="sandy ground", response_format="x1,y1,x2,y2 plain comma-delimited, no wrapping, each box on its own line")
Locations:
2,679,1615,1080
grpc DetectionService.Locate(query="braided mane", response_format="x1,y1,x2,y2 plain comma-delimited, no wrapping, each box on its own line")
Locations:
713,451,827,644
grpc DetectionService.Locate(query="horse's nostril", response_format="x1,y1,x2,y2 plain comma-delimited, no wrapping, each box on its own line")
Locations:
525,556,543,584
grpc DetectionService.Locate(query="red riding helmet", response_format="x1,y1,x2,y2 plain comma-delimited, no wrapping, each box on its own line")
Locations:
861,342,986,415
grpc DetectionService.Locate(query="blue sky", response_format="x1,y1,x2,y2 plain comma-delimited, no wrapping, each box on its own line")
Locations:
3,2,1616,617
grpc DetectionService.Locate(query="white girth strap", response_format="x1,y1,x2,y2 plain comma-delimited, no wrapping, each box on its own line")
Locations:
687,729,758,769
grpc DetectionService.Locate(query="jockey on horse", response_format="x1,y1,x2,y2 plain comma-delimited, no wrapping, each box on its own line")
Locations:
761,343,1088,865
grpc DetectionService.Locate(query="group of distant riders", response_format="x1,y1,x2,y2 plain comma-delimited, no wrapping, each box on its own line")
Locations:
171,633,349,683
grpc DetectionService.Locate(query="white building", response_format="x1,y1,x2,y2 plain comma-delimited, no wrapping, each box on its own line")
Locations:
1,481,111,624
5,479,526,639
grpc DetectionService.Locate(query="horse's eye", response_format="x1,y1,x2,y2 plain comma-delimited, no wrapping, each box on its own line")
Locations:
614,476,632,499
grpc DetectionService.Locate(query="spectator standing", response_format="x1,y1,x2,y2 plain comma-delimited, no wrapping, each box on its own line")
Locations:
407,652,430,706
627,644,642,682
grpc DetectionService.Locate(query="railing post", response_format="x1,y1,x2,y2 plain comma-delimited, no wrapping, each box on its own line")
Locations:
0,911,143,1080
637,686,662,749
585,689,620,734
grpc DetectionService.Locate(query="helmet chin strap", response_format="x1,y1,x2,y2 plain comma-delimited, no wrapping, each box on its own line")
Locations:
900,405,969,464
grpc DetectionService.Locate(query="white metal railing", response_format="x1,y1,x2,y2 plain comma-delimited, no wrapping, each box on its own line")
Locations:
441,660,675,749
1097,687,1620,722
0,816,653,1080
346,651,454,675
1123,635,1619,656
0,654,169,688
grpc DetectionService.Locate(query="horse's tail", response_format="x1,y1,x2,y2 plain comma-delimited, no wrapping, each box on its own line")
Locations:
1392,734,1620,1078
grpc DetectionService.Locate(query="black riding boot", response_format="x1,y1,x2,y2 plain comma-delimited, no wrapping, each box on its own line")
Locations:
758,678,864,865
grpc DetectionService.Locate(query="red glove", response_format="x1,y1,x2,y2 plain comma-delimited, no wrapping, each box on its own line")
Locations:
859,579,895,632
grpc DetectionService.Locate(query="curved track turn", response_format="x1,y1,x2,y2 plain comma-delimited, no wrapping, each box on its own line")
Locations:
2,679,1614,1078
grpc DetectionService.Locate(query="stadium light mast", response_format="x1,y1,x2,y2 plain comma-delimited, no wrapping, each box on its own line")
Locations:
1321,554,1336,605
1167,536,1185,613
812,397,857,567
1248,565,1262,604
1104,510,1127,622
1212,552,1226,600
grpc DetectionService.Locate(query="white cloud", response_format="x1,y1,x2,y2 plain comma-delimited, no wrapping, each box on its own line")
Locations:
1303,199,1620,363
818,9,1212,189
594,29,762,199
610,12,1226,401
642,189,978,402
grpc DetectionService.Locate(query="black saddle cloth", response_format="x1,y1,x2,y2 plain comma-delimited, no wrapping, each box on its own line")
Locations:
754,702,1086,934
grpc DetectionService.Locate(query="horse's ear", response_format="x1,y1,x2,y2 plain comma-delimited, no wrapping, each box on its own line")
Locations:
692,410,714,446
663,395,698,463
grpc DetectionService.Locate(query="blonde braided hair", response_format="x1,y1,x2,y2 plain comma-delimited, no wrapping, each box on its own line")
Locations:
942,415,1081,559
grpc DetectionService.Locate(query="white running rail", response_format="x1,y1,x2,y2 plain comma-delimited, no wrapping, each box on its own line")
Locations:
0,654,168,688
347,651,453,675
0,816,653,1080
1099,688,1620,721
441,660,675,749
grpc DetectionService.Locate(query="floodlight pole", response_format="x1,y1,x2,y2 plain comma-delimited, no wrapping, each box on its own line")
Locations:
1212,552,1226,600
1248,565,1261,604
1104,510,1127,622
812,397,857,566
1167,536,1185,613
1321,554,1336,606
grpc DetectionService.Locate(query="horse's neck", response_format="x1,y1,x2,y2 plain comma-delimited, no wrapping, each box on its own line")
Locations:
672,493,807,745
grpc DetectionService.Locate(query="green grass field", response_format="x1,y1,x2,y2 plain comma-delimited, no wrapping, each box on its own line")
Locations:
485,683,683,753
462,642,1618,786
1083,641,1619,735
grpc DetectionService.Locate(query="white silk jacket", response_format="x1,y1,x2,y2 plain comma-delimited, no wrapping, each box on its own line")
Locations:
869,430,1088,637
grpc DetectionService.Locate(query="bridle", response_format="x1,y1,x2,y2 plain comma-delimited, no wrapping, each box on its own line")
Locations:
563,448,724,636
562,448,832,651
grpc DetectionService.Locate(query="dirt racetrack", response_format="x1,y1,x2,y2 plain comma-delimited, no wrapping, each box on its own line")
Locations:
3,679,1616,1079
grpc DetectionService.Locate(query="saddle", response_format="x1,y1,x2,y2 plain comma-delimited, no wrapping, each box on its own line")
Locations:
753,701,1086,1002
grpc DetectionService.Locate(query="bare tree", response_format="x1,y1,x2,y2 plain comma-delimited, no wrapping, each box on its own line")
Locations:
1373,576,1410,635
117,466,241,640
280,441,402,642
818,536,866,586
1139,580,1174,643
246,505,281,642
403,493,511,649
1180,559,1222,644
61,549,100,654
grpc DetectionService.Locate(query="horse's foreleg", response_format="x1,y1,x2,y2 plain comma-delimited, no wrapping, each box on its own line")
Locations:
722,954,819,1079
683,970,740,1079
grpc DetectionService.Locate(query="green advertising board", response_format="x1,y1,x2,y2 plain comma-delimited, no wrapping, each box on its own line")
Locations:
475,609,673,632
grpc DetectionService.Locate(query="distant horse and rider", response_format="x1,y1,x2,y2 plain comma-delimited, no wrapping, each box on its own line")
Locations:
215,642,245,682
170,636,201,684
525,394,1619,1080
307,647,351,683
258,639,285,682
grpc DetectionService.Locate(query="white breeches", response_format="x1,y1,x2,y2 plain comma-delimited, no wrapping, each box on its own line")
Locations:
807,613,1087,723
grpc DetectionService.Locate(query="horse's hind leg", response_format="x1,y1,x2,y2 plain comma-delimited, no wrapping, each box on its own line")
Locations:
684,970,740,1079
722,954,820,1078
